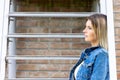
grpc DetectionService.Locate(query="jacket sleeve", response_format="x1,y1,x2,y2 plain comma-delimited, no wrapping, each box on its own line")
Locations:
90,52,109,80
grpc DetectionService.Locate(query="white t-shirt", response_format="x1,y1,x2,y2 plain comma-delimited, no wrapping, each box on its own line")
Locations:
74,61,84,79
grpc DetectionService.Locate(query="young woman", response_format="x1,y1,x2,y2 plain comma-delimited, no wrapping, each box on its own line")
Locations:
69,14,109,80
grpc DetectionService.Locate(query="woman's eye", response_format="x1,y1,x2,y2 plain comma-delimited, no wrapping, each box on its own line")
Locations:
88,26,92,29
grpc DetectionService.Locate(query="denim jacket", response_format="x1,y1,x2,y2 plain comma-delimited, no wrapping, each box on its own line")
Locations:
69,46,109,80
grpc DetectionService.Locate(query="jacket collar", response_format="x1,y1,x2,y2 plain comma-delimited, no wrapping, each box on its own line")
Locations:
83,45,101,58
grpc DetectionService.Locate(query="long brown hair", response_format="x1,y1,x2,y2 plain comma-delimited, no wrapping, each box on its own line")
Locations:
87,14,108,50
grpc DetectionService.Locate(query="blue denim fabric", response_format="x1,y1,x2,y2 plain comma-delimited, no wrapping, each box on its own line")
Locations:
69,46,109,80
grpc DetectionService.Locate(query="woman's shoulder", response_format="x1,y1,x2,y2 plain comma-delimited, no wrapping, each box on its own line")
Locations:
89,46,108,57
96,47,108,55
81,46,108,59
89,47,108,63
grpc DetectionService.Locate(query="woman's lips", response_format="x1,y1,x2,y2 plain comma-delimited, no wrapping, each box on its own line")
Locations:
84,34,88,37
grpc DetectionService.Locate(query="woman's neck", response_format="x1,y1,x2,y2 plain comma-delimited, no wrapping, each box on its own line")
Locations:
91,41,99,47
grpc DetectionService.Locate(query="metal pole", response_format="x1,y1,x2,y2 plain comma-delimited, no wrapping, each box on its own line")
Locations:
8,0,16,78
9,12,98,17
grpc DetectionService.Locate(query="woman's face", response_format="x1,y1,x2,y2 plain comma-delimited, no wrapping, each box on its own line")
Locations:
83,19,98,46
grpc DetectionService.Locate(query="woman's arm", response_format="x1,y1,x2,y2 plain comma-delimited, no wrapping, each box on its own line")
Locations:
90,52,109,80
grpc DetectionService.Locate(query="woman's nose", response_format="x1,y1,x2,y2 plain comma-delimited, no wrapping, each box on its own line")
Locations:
83,28,86,33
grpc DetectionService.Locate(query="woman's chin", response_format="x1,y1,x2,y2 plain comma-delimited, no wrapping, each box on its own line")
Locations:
84,39,90,42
